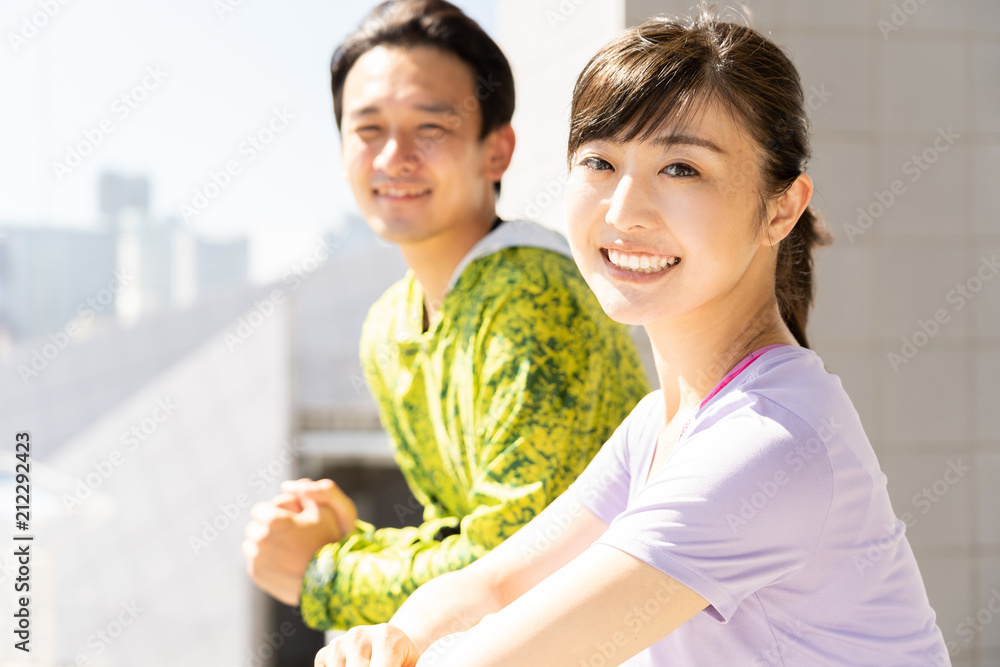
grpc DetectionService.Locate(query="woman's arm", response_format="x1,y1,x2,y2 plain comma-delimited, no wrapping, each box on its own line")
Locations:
417,544,708,667
390,490,610,651
315,489,610,666
316,487,709,666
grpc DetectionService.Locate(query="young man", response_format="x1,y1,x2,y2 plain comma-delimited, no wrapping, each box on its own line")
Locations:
242,0,649,631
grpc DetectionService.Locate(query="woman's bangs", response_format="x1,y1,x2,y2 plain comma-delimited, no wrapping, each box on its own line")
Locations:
569,39,719,155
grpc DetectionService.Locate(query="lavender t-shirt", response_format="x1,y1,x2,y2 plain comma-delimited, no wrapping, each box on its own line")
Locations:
568,346,949,666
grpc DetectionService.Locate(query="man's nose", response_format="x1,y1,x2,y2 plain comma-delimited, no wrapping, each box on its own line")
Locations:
373,132,422,178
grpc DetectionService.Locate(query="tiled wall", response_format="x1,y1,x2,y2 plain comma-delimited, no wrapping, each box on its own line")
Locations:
761,3,998,665
500,1,999,664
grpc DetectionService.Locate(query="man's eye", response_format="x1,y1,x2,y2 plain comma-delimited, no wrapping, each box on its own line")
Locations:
664,163,698,177
580,157,612,171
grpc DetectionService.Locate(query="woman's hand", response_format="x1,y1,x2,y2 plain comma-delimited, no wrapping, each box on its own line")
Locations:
315,624,421,667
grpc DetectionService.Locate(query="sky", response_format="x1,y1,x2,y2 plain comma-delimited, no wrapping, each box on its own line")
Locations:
0,0,496,282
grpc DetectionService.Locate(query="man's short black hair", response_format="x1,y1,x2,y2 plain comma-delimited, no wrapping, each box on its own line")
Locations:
330,0,515,140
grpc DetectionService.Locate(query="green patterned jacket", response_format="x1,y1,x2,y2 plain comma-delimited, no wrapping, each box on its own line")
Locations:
300,221,650,630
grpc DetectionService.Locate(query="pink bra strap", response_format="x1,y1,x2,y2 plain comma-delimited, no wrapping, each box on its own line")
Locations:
677,344,787,440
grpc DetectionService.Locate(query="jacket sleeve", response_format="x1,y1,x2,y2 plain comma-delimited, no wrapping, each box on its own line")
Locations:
299,279,648,630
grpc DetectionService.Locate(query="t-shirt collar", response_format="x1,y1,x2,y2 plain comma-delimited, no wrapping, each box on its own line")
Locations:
444,219,572,294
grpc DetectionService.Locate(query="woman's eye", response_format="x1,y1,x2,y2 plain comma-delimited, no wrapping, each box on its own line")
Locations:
580,156,612,171
664,163,698,177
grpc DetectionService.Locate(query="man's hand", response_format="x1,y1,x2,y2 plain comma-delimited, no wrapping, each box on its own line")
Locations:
281,478,358,537
314,624,421,667
243,488,344,605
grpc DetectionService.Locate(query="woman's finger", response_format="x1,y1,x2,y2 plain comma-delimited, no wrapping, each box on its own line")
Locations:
315,642,348,667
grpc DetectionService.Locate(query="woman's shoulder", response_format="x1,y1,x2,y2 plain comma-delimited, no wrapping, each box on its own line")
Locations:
742,346,855,424
600,390,665,462
623,390,667,431
692,345,863,457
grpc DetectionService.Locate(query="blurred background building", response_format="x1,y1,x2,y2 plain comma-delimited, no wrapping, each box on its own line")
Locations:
0,0,997,666
0,170,248,342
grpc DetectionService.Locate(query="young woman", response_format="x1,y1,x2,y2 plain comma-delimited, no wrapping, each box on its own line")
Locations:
315,12,950,667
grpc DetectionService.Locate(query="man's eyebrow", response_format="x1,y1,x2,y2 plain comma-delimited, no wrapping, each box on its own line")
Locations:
414,103,460,115
650,134,726,154
346,103,461,118
346,105,381,119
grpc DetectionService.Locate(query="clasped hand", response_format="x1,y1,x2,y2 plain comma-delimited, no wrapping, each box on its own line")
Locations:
314,623,424,667
242,478,358,605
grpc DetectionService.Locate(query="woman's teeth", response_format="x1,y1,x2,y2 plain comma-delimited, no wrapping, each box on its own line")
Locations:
607,249,680,274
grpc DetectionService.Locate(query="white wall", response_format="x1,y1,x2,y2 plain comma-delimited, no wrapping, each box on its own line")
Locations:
495,0,625,234
2,299,291,667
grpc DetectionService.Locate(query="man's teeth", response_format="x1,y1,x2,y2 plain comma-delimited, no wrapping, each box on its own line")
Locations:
607,250,679,274
376,187,430,197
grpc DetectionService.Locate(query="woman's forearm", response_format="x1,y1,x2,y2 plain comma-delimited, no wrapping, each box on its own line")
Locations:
390,492,611,654
389,564,505,653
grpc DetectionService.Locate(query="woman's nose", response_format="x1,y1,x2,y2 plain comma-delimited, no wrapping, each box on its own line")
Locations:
605,175,659,232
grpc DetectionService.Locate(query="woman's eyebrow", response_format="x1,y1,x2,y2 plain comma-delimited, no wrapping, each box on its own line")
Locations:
651,133,726,154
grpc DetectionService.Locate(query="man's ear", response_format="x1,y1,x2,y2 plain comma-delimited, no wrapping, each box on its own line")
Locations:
762,172,813,246
484,123,516,182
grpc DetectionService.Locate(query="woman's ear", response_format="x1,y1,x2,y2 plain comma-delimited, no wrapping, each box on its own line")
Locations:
484,123,516,182
762,172,813,246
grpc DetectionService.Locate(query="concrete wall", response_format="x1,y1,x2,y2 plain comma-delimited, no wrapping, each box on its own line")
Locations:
0,297,292,667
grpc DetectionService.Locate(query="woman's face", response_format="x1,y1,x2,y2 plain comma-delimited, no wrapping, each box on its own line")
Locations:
566,102,780,328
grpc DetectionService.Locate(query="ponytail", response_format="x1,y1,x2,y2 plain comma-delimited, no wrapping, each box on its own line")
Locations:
774,206,831,349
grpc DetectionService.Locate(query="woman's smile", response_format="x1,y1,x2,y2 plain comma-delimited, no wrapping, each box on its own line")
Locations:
601,247,681,281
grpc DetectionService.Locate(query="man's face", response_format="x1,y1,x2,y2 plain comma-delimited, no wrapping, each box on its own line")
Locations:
340,45,509,246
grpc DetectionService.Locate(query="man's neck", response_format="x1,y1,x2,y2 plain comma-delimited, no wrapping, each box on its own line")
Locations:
399,213,498,328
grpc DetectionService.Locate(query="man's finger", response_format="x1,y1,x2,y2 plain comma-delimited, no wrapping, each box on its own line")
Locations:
318,480,351,506
286,478,338,498
271,491,304,511
249,501,293,524
282,477,320,494
243,518,267,542
241,539,258,563
294,482,357,533
294,494,323,526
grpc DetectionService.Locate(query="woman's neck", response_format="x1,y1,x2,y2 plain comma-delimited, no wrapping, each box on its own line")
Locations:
646,297,798,425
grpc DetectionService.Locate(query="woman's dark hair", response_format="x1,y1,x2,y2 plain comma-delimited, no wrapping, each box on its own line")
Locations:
568,11,831,348
330,0,515,140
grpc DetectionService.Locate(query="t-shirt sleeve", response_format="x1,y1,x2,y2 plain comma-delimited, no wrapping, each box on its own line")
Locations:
567,392,660,524
595,398,835,622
